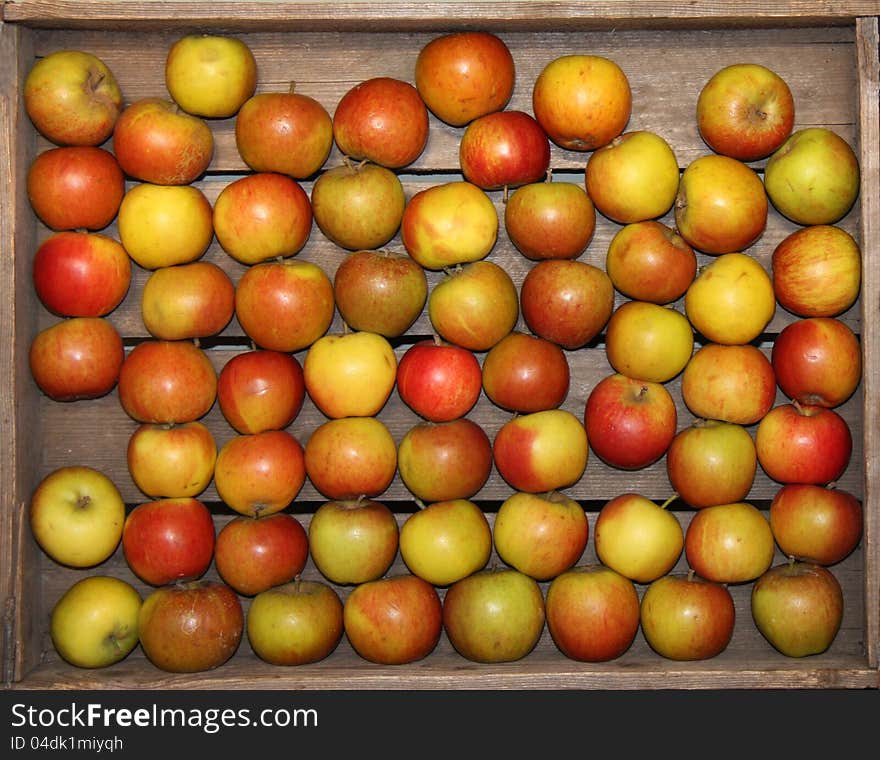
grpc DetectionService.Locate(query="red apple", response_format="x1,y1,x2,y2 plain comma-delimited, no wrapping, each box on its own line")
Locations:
214,512,309,597
481,331,571,413
217,350,306,435
751,561,844,657
397,418,493,503
769,483,863,565
584,372,677,471
304,416,398,501
117,339,217,424
311,161,406,251
545,564,640,662
27,146,124,231
344,574,442,664
504,178,596,261
459,109,551,191
520,259,615,350
771,224,862,318
493,409,589,494
640,572,736,660
29,317,124,401
332,77,429,169
213,429,306,518
234,259,335,353
696,63,795,161
235,87,333,179
605,220,697,304
138,580,243,673
122,497,215,587
112,96,214,185
307,498,399,585
333,249,428,338
213,172,313,265
666,419,757,509
755,402,853,485
414,31,515,126
771,317,862,408
396,338,483,422
32,231,131,318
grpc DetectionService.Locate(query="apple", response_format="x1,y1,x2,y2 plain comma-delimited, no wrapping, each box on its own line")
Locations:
771,317,862,408
397,418,493,503
428,260,519,352
112,96,214,185
532,54,631,151
414,30,515,126
333,249,428,338
593,493,684,583
307,498,399,585
32,231,131,318
685,501,776,584
519,259,615,350
504,178,596,261
755,402,853,485
398,498,492,587
674,154,768,254
401,181,499,270
27,146,124,231
29,316,124,401
344,574,442,664
122,497,216,586
751,561,844,657
684,252,776,345
138,580,244,673
140,261,235,341
303,331,398,419
213,172,312,265
696,62,795,161
396,338,482,422
584,372,677,471
246,580,344,665
234,259,335,353
304,416,398,501
604,300,694,383
50,576,141,669
217,349,306,434
481,331,571,413
769,483,863,565
666,419,757,509
127,420,217,499
640,572,736,660
164,34,257,118
332,77,429,169
311,161,405,251
24,49,122,146
680,343,776,425
545,565,640,662
585,130,680,223
605,220,697,304
116,182,214,270
493,490,589,581
213,429,306,517
29,465,126,568
214,512,309,597
442,567,545,663
235,86,333,178
771,225,862,318
459,109,551,191
764,127,860,225
117,339,217,424
492,409,589,494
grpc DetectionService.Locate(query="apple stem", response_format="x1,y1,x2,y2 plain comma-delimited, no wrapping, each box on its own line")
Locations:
660,493,678,510
687,568,695,582
545,168,553,183
288,81,297,94
414,499,427,510
432,333,443,346
502,185,510,204
193,337,201,349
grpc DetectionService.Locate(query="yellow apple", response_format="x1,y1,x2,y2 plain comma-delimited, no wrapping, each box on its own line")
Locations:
126,421,217,499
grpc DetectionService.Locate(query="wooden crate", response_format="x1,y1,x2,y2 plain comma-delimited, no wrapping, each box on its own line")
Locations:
1,1,878,690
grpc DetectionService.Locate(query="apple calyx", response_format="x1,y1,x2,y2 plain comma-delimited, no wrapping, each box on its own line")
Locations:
75,493,93,511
